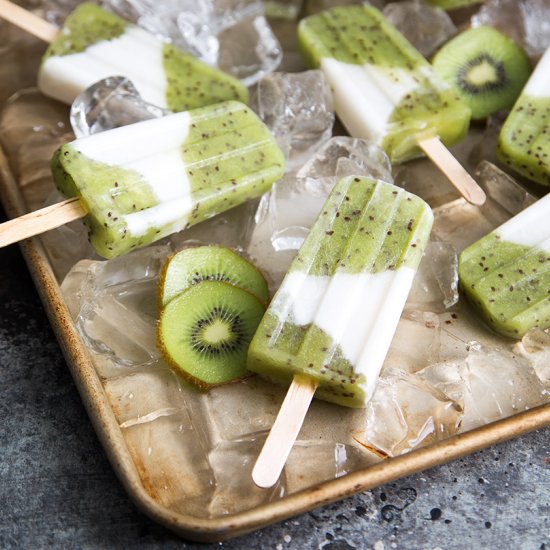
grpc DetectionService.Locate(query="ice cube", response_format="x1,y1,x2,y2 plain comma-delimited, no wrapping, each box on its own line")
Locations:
475,161,537,217
386,311,441,373
354,368,463,457
122,411,215,516
109,0,282,85
383,1,457,58
297,136,393,184
208,436,285,515
255,71,334,170
247,175,332,289
407,240,459,312
64,245,172,369
70,76,167,138
201,376,283,444
513,329,550,389
217,13,283,85
419,350,550,432
432,198,502,252
103,361,193,425
519,0,550,60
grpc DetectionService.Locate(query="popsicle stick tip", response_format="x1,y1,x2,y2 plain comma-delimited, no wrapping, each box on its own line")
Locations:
418,136,486,207
252,375,317,489
0,0,59,43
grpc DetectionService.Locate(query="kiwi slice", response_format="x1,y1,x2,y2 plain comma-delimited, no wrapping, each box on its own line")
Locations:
158,281,266,388
158,246,269,307
433,26,531,120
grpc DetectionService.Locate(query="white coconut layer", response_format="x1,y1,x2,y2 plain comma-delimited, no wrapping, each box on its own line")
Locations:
270,267,416,402
319,58,426,143
38,25,168,108
524,46,550,98
73,111,192,236
496,192,550,252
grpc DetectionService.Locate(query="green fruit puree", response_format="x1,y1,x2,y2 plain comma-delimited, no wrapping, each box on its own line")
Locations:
498,95,550,187
459,233,550,338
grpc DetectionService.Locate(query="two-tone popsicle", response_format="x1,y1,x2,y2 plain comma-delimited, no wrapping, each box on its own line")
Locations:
0,101,285,258
0,1,248,111
249,176,433,487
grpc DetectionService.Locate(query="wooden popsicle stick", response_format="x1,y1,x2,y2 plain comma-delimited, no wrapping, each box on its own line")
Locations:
252,374,317,489
418,135,487,207
0,197,86,247
0,0,58,43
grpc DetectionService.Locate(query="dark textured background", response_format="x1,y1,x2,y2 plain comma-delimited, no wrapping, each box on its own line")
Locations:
0,206,548,549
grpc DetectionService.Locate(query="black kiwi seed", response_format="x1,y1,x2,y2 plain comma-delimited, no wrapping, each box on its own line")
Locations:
433,26,531,120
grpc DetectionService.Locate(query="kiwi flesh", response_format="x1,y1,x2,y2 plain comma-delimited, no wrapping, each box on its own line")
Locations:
433,26,531,120
158,281,266,388
158,245,269,308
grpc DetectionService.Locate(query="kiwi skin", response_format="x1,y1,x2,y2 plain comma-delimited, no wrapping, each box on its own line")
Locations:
432,26,531,120
157,245,270,310
157,280,266,390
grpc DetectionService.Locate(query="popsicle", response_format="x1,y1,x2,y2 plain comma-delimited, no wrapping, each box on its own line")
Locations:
458,193,550,339
248,176,433,486
0,100,285,258
498,46,550,187
297,5,485,205
0,1,248,110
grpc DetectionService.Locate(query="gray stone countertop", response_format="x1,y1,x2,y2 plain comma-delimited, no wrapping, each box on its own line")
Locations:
0,207,548,549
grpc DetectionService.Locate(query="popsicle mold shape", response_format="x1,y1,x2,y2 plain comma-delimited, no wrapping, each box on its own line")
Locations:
498,47,550,186
297,5,471,164
38,3,248,111
459,193,550,338
247,176,434,408
51,100,285,259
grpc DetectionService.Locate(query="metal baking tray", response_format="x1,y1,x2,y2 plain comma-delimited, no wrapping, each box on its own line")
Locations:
1,132,550,541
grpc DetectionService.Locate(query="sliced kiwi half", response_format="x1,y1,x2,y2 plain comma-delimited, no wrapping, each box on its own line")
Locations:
158,281,266,388
433,26,531,120
158,245,269,308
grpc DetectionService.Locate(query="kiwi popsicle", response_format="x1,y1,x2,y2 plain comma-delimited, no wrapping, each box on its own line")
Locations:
498,47,550,186
247,176,433,408
297,5,471,164
459,194,550,339
50,100,285,258
38,2,248,111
